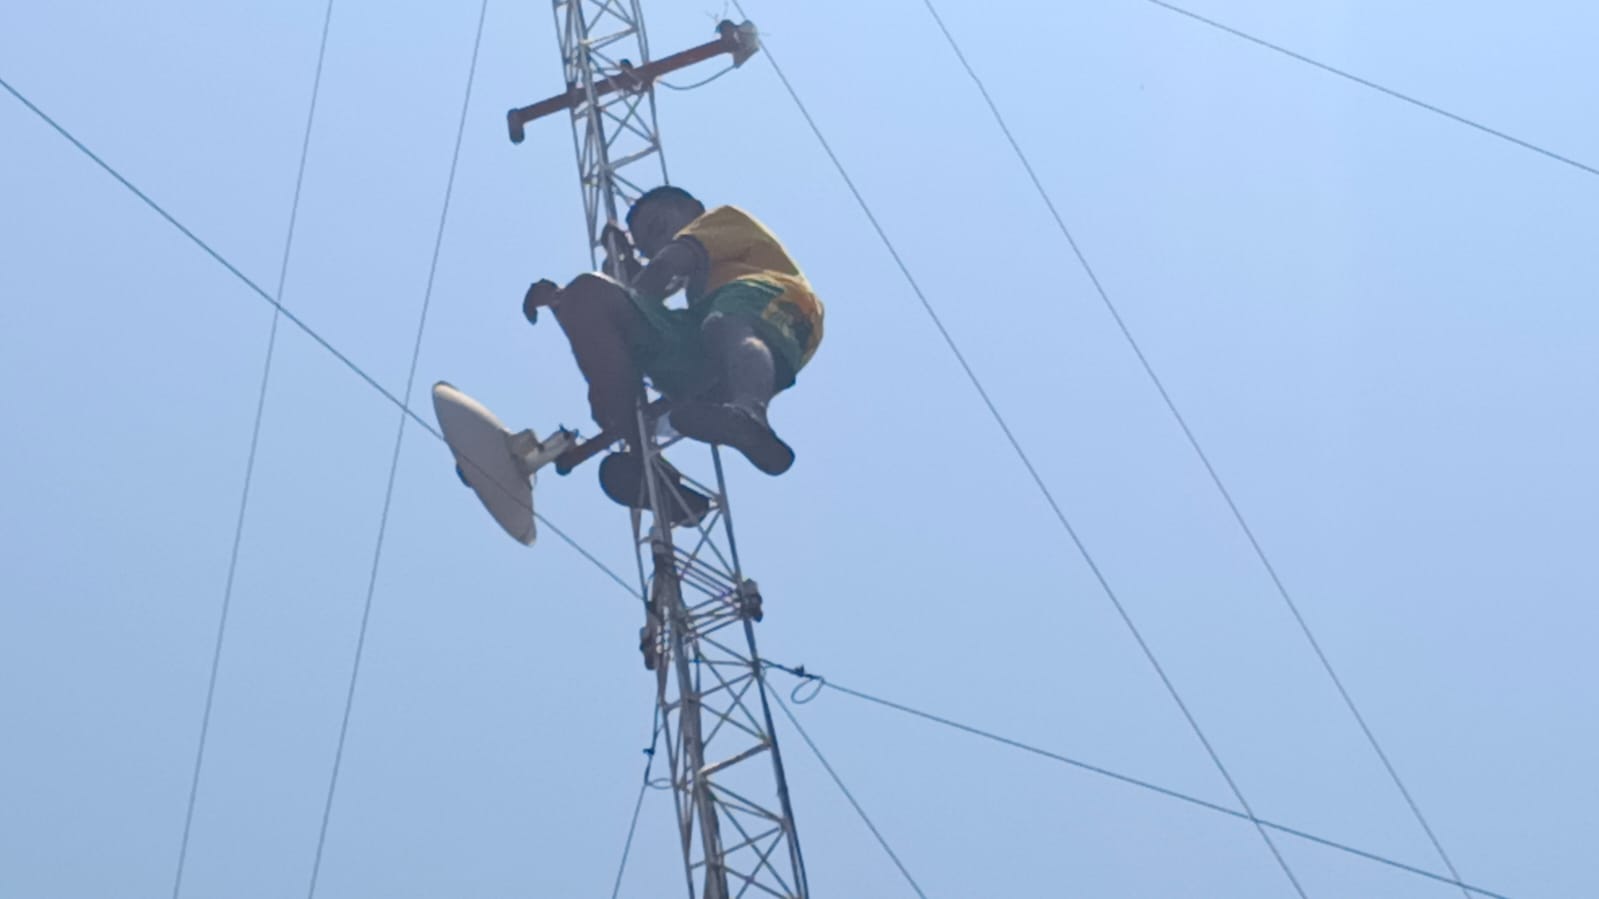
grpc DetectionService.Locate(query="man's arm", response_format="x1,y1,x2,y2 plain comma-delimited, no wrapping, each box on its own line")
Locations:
630,237,710,303
523,278,560,324
600,222,644,283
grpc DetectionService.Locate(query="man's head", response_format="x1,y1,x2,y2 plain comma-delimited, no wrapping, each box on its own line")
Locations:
626,186,705,257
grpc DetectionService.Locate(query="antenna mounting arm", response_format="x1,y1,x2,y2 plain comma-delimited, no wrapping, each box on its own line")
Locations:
508,19,759,144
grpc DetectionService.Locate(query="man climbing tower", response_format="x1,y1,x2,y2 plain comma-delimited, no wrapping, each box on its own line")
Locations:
524,186,823,515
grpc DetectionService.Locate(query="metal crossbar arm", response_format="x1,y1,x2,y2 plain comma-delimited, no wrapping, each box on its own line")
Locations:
552,396,673,475
508,19,759,143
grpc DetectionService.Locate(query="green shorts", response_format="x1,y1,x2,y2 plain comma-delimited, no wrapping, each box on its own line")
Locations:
629,279,812,398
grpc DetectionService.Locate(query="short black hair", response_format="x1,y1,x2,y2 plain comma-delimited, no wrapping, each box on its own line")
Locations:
626,185,702,226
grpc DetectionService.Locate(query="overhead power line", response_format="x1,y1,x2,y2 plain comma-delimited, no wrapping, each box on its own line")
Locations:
0,72,634,598
171,1,339,897
765,663,1511,899
305,2,492,893
915,0,1469,894
771,692,928,899
1145,0,1599,179
610,709,663,899
7,6,1546,895
728,4,1305,895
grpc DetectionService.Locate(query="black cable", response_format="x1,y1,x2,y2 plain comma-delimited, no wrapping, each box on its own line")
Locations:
726,6,1304,895
658,65,735,91
609,780,651,899
770,692,928,899
169,3,338,897
610,711,663,899
917,2,1469,895
0,72,635,599
304,2,490,894
763,663,1511,899
1146,0,1599,179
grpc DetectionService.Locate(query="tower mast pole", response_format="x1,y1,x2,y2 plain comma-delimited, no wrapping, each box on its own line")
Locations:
512,7,806,896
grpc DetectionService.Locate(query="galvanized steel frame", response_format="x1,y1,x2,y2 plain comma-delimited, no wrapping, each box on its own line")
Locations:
550,4,807,895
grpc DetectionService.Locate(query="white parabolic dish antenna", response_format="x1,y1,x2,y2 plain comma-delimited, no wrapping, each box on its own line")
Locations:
432,381,536,545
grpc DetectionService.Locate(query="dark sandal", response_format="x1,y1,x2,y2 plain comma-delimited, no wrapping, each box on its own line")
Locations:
599,452,713,528
670,403,795,476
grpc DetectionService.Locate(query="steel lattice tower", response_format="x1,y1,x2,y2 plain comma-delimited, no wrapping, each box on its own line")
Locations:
515,5,807,897
552,0,665,270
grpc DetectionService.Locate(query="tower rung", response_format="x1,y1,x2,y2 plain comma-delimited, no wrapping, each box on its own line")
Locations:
699,741,771,779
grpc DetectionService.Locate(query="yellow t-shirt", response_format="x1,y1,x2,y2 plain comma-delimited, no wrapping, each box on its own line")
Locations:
673,205,826,369
676,205,821,313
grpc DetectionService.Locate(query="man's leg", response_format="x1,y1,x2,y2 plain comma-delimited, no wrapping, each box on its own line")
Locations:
702,312,779,414
551,275,712,525
671,311,795,476
552,276,649,441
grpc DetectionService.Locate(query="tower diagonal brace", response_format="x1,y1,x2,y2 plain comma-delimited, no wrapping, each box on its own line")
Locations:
636,436,808,899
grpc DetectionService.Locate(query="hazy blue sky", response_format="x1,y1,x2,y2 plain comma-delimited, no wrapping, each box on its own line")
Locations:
3,1,1596,897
